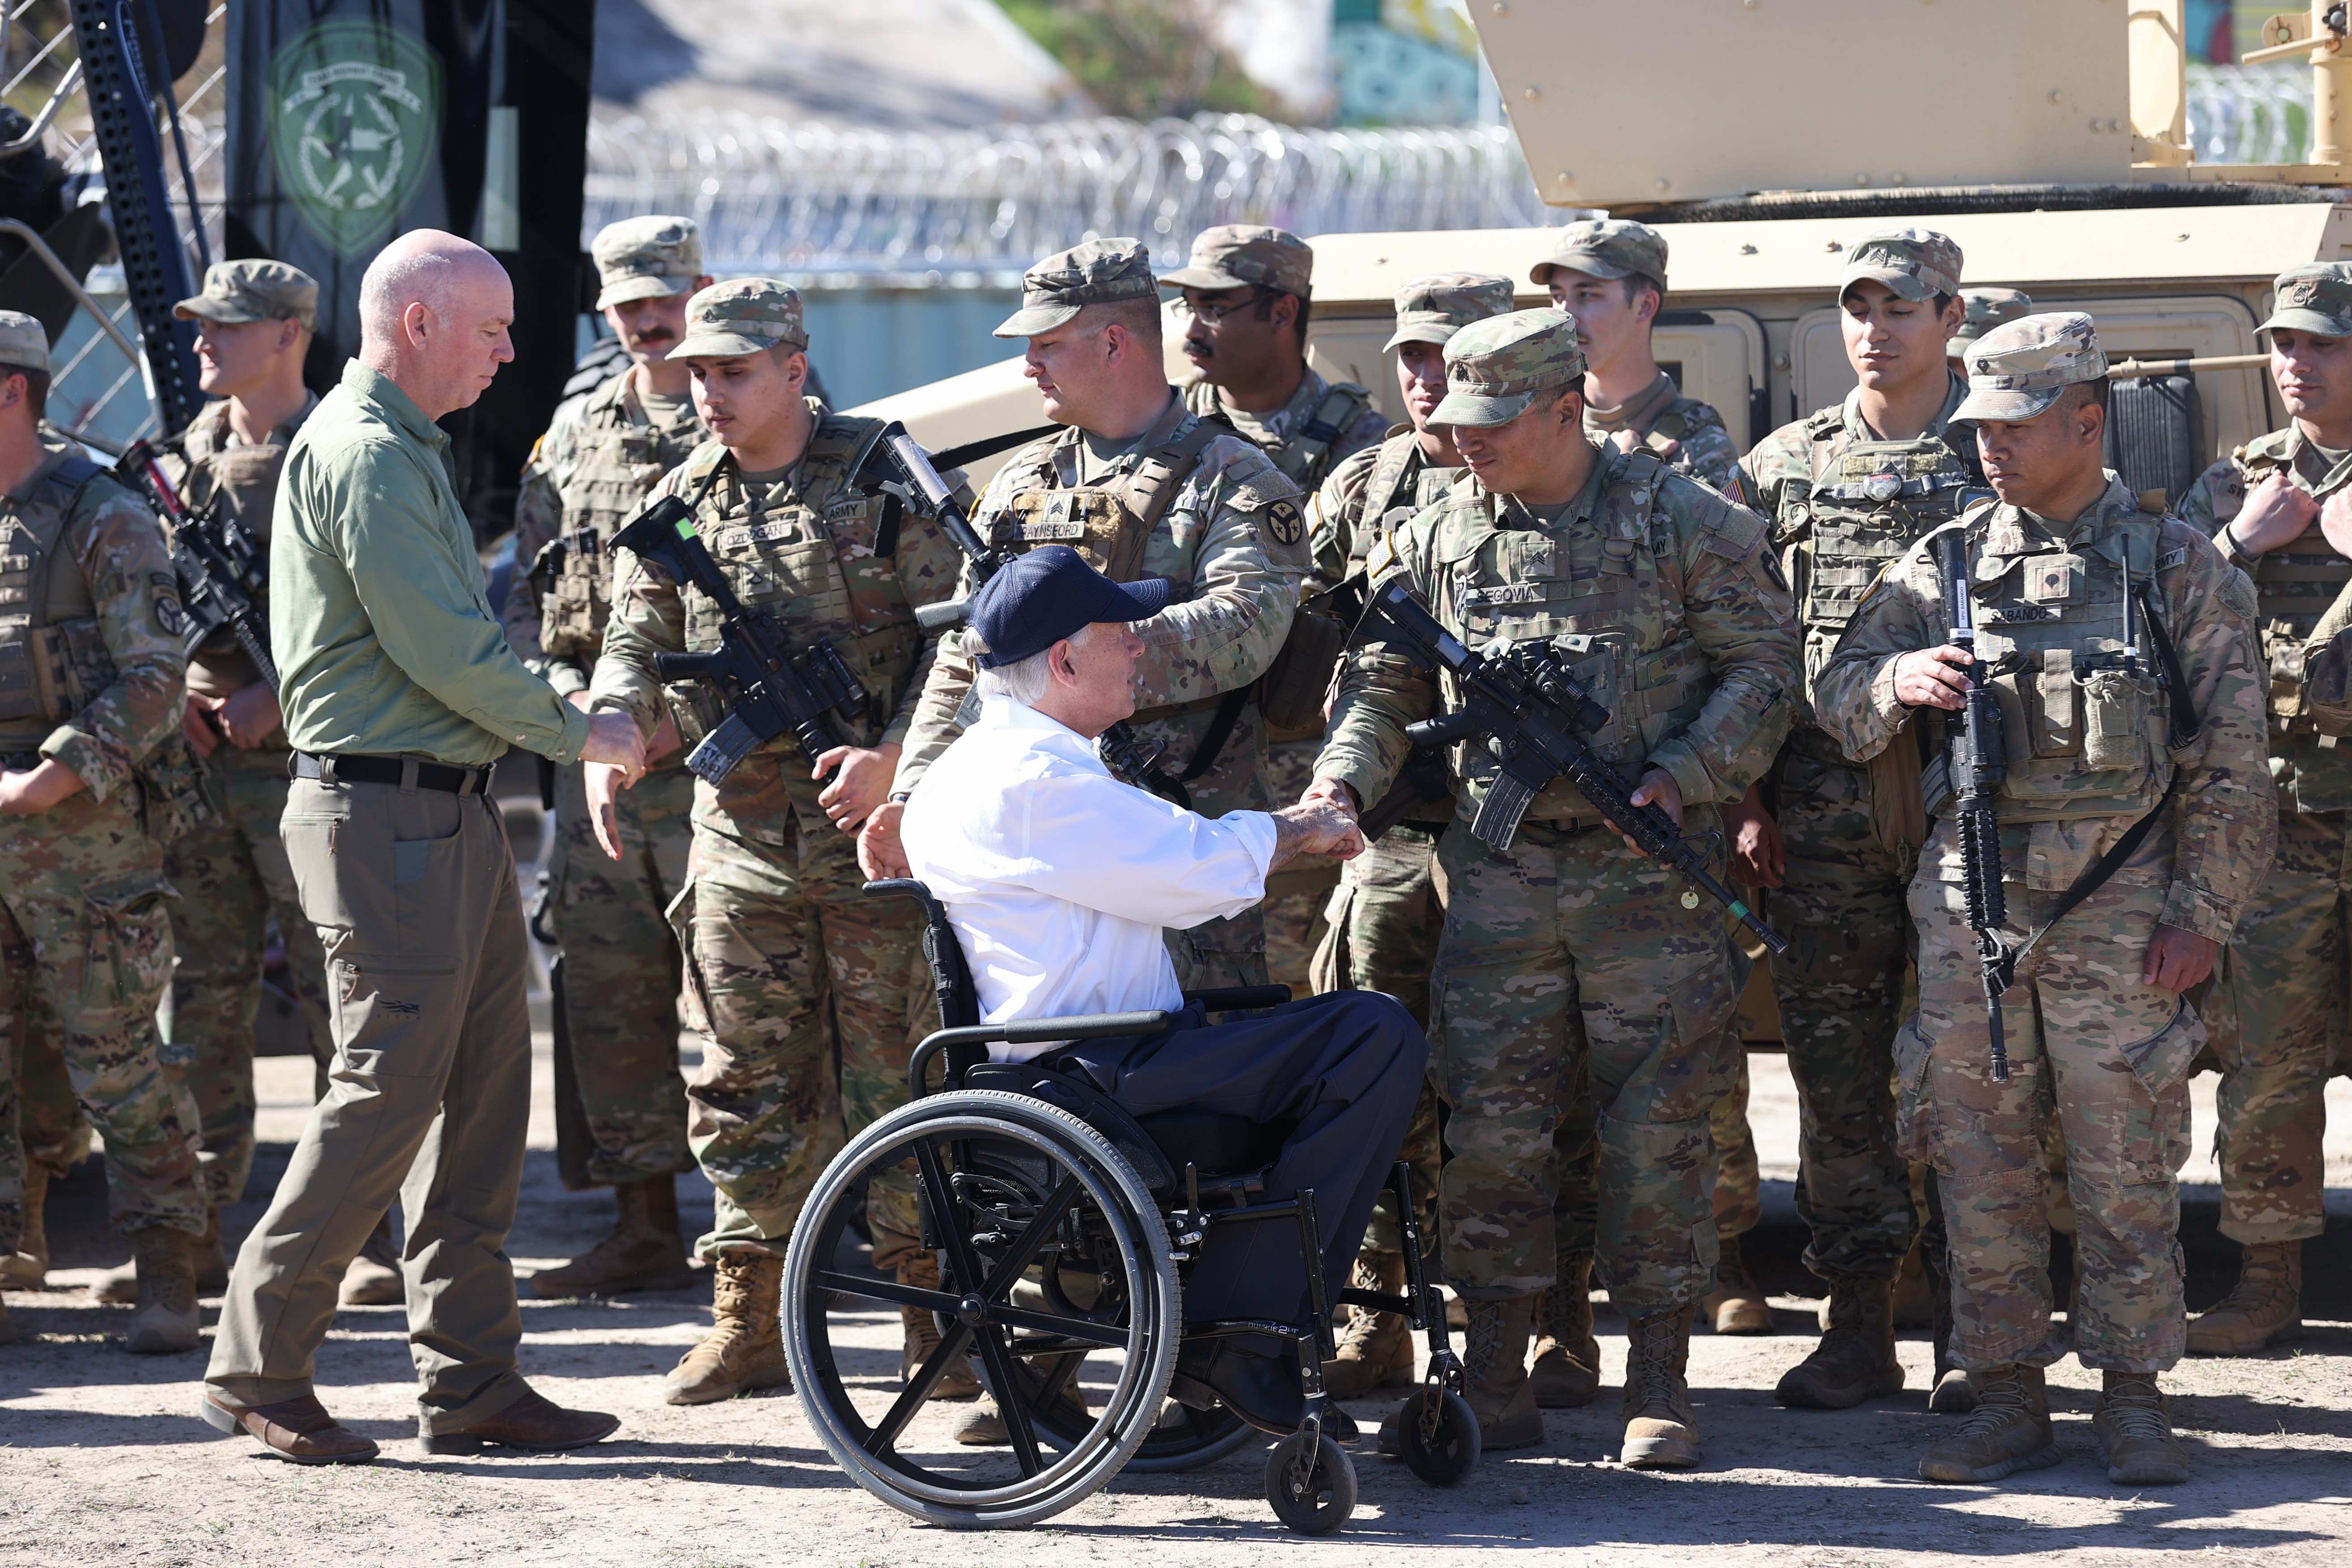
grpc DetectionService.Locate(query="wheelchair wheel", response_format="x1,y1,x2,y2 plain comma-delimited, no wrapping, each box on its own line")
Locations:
1395,1387,1480,1486
1265,1430,1356,1536
1008,1355,1261,1473
783,1091,1183,1529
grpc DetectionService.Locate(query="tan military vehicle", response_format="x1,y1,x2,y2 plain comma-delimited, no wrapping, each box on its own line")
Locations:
851,0,2349,1038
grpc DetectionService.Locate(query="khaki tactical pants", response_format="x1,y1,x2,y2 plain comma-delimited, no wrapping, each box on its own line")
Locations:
207,775,536,1432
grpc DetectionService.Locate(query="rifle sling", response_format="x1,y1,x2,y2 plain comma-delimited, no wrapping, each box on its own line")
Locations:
1178,686,1252,785
934,423,1061,471
2007,770,2182,974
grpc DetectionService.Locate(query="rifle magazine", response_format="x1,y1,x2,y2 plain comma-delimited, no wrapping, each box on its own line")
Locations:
1471,771,1538,853
686,714,761,784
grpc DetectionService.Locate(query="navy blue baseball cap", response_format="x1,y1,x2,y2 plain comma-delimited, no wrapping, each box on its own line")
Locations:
968,545,1171,668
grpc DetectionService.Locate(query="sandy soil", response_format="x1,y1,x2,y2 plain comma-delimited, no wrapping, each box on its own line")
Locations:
4,1047,2348,1568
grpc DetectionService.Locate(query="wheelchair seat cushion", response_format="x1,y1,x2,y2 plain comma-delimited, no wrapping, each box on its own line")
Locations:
1134,1106,1288,1177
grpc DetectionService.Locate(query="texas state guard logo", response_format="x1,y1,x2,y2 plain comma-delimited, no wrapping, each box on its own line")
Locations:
268,21,441,256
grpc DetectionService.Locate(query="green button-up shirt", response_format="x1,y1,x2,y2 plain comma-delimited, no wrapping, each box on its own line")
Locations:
271,361,589,767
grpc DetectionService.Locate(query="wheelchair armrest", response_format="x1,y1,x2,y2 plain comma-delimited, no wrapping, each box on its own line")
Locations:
908,1010,1173,1097
1181,985,1292,1013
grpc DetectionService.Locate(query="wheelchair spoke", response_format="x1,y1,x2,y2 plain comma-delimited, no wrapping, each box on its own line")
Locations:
971,1327,1046,1478
867,1318,978,1455
913,1138,991,1316
977,1176,1083,1304
812,1270,961,1315
987,1301,1129,1347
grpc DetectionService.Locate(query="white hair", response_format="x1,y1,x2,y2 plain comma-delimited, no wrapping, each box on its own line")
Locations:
358,248,458,343
973,623,1092,706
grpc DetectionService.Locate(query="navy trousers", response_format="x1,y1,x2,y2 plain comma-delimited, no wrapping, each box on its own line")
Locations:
1059,990,1427,1327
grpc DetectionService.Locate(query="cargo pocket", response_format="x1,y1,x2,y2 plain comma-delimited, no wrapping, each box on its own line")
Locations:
1891,1016,1936,1163
1642,961,1737,1125
392,827,462,959
78,877,175,1029
665,876,716,1035
2115,998,2203,1183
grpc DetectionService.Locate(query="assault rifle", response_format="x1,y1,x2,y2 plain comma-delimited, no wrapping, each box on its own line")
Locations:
1366,578,1786,954
610,472,865,785
1933,530,2014,1083
119,440,278,692
855,420,1195,810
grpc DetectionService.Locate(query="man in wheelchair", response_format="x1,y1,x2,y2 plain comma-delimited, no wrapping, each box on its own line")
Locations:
894,545,1429,1440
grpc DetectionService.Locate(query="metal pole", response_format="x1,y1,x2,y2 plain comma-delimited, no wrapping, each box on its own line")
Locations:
2315,0,2351,167
0,217,166,433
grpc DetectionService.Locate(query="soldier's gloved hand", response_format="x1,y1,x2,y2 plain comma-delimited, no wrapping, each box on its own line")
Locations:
1603,768,1683,853
816,741,902,834
2226,471,2319,559
1892,645,1974,710
858,799,911,880
182,695,220,760
1722,779,1784,889
2143,924,2220,993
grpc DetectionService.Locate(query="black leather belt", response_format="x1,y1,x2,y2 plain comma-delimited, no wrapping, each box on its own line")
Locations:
292,751,493,795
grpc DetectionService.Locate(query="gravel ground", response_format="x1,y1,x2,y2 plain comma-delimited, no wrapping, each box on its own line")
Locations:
4,1051,2348,1567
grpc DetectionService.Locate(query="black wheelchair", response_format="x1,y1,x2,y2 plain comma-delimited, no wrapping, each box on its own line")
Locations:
779,880,1480,1533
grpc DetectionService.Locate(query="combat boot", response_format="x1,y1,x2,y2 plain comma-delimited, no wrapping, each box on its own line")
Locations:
1925,1231,1977,1415
1775,1274,1904,1409
898,1253,981,1399
339,1214,404,1306
125,1227,200,1355
2186,1240,2302,1356
2092,1371,2188,1486
954,1355,1089,1445
1459,1295,1544,1449
1620,1305,1702,1469
529,1176,699,1298
1,1162,49,1289
1700,1232,1772,1336
1324,1250,1416,1399
1917,1363,2058,1483
664,1251,792,1406
1530,1253,1600,1408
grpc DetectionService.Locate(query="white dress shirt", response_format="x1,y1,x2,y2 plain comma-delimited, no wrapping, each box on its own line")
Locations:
901,695,1278,1060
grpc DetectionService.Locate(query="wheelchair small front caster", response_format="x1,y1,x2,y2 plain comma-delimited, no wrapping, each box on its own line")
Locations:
1265,1430,1356,1535
1396,1387,1481,1486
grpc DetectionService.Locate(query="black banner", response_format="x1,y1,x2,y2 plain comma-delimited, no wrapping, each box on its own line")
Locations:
225,0,595,534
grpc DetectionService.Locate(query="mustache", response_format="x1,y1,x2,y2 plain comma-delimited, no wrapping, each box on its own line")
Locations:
631,326,677,345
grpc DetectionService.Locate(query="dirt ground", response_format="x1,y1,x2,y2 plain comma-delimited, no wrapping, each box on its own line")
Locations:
4,1044,2348,1567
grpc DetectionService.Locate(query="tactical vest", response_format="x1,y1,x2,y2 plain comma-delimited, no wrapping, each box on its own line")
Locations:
1187,377,1373,493
2232,441,2352,744
1945,501,2177,825
176,400,298,687
541,377,706,661
1346,429,1430,576
0,456,124,749
665,416,921,752
1422,452,1712,827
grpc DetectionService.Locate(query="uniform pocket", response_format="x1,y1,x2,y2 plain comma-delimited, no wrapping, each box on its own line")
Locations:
2115,998,2203,1182
78,876,176,1027
1891,1017,1936,1162
392,827,463,958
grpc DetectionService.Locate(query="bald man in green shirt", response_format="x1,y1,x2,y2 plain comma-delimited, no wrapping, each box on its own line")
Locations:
201,231,645,1466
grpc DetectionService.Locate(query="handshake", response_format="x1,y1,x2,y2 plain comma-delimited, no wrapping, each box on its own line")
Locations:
1274,780,1368,869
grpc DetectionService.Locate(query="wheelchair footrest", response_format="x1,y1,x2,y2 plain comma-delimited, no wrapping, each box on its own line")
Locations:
1335,1287,1421,1325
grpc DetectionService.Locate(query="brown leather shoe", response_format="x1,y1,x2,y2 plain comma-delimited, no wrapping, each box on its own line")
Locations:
418,1387,620,1455
199,1389,381,1465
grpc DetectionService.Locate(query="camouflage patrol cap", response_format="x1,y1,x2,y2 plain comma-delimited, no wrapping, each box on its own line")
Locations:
173,259,319,332
1951,311,2108,425
1838,227,1962,303
2259,262,2352,337
1384,272,1516,351
1431,308,1586,428
1158,224,1314,298
1947,287,2033,357
592,215,703,310
1530,218,1668,287
995,238,1158,337
670,278,808,360
0,310,44,375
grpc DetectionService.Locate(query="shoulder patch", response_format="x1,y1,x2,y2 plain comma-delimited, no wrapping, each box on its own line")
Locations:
1262,495,1304,546
2158,545,2187,571
1697,492,1765,557
1365,531,1398,581
152,577,185,637
2219,569,2258,621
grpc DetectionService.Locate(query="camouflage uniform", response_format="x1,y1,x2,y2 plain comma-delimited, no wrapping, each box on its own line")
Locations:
1319,311,1796,1313
1168,226,1388,992
1815,315,2275,1376
0,406,203,1265
1735,231,1980,1289
896,240,1308,993
593,280,964,1261
507,217,712,1188
158,382,331,1214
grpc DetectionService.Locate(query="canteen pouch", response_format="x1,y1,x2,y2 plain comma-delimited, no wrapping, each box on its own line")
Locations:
2078,666,2158,773
1258,588,1351,737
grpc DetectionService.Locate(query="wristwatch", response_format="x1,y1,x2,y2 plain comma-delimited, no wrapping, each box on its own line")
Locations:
888,790,913,804
2219,523,2260,573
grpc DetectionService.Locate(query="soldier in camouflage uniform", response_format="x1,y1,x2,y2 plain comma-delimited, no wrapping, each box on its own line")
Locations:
1949,288,2033,374
506,217,712,1298
1163,226,1389,994
2173,262,2352,1356
1538,216,1769,1342
1818,313,2275,1488
1730,230,1976,1406
592,279,966,1407
1306,272,1514,1403
0,310,205,1353
1314,309,1796,1467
